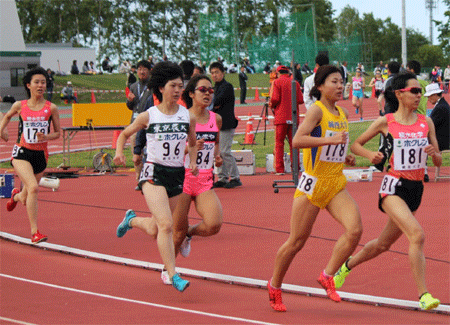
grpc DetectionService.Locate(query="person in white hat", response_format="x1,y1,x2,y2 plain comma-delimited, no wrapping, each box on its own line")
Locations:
424,83,450,152
60,81,78,103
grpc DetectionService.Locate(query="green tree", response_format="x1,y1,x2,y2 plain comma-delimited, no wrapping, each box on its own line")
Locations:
436,0,450,59
413,45,445,68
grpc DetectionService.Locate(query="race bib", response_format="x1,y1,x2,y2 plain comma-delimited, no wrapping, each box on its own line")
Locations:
379,175,399,195
353,81,362,90
11,144,20,158
189,143,214,170
297,172,318,195
23,120,49,143
139,162,154,182
154,134,185,165
393,138,428,170
319,130,349,163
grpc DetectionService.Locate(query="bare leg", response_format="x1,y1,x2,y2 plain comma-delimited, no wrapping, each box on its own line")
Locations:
271,195,320,288
324,189,362,275
189,190,223,237
172,192,192,254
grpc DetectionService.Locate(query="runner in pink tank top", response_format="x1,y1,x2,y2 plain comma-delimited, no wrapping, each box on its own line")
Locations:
339,72,442,310
171,75,224,276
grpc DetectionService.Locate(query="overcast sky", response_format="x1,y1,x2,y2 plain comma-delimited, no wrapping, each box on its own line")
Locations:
330,0,447,44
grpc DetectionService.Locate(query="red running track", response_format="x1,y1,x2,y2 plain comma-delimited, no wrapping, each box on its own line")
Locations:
1,169,449,324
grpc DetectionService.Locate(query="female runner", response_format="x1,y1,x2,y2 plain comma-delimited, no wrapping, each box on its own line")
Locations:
268,65,362,311
334,72,442,310
351,68,365,120
368,69,385,115
170,75,223,266
0,67,61,243
113,61,198,292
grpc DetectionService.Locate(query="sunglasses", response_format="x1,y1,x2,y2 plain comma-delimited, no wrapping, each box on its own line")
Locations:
399,87,422,94
195,86,214,94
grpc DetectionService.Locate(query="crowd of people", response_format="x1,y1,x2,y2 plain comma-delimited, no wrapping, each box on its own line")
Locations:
0,52,448,310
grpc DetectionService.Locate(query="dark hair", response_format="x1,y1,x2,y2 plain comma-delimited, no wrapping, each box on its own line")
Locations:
387,61,401,74
179,60,195,80
182,74,212,109
407,60,421,75
384,72,417,112
23,67,48,98
137,60,152,70
315,53,329,67
194,65,204,74
209,61,225,72
310,65,341,100
148,61,183,102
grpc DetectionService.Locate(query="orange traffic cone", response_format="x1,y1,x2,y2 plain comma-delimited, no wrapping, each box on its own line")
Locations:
111,129,121,149
73,90,78,101
242,114,255,145
371,86,376,98
125,87,130,98
254,88,260,102
91,89,96,103
349,87,353,100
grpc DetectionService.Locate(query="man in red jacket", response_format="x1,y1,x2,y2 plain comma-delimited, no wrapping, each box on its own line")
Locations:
269,65,304,174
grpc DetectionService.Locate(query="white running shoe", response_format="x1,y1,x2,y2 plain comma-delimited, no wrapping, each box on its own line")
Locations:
180,236,192,258
161,270,172,285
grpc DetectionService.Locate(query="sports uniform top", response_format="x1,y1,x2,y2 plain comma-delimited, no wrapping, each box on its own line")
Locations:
352,76,363,91
303,101,349,178
373,78,384,90
184,111,219,173
17,100,53,157
385,113,429,181
144,105,190,167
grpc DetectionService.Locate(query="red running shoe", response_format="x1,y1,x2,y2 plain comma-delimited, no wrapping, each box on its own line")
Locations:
317,272,341,302
32,230,48,244
6,188,20,212
267,279,287,312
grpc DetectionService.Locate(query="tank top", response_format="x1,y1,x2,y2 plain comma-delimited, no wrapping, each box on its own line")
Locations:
184,111,219,172
303,101,349,178
374,78,384,90
17,100,52,155
144,105,190,167
352,77,362,90
385,113,429,181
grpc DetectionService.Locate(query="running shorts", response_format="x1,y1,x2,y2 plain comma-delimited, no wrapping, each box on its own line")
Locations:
294,172,347,209
378,176,423,213
352,89,364,99
11,145,47,174
183,170,213,197
139,162,185,198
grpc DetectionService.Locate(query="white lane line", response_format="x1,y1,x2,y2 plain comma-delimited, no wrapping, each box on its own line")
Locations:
1,274,279,325
0,316,37,325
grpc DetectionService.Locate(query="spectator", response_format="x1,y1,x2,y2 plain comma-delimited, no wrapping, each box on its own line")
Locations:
302,62,312,74
263,62,271,74
81,61,92,75
239,66,248,104
303,53,329,110
406,60,428,116
89,61,98,74
193,65,204,76
274,60,280,69
70,60,79,75
228,63,238,73
119,60,132,74
269,65,304,175
127,65,137,87
179,60,195,87
340,61,348,84
46,68,54,102
209,61,241,189
60,81,78,103
148,56,155,69
424,83,450,151
126,60,152,185
382,61,401,115
102,57,114,73
292,62,303,87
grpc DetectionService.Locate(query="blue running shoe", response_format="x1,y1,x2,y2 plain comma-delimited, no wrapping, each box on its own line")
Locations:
355,108,359,114
172,273,190,292
116,209,136,237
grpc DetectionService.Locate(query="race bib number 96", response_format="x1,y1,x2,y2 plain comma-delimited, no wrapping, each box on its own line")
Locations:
319,130,348,163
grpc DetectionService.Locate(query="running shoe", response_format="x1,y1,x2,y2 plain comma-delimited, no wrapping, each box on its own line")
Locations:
419,293,440,310
31,230,48,244
267,279,286,312
6,188,20,212
179,235,192,258
172,273,189,292
317,272,341,302
355,108,359,114
161,270,172,285
334,260,351,289
116,209,136,238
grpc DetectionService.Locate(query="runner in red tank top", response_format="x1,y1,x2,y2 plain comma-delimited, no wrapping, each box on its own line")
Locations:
336,72,442,310
0,67,61,244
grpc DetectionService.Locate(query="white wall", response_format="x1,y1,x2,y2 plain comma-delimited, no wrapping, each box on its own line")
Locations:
0,0,26,51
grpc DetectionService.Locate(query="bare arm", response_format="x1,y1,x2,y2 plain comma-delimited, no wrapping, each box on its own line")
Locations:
350,116,387,164
187,114,198,175
425,116,442,167
214,114,223,167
